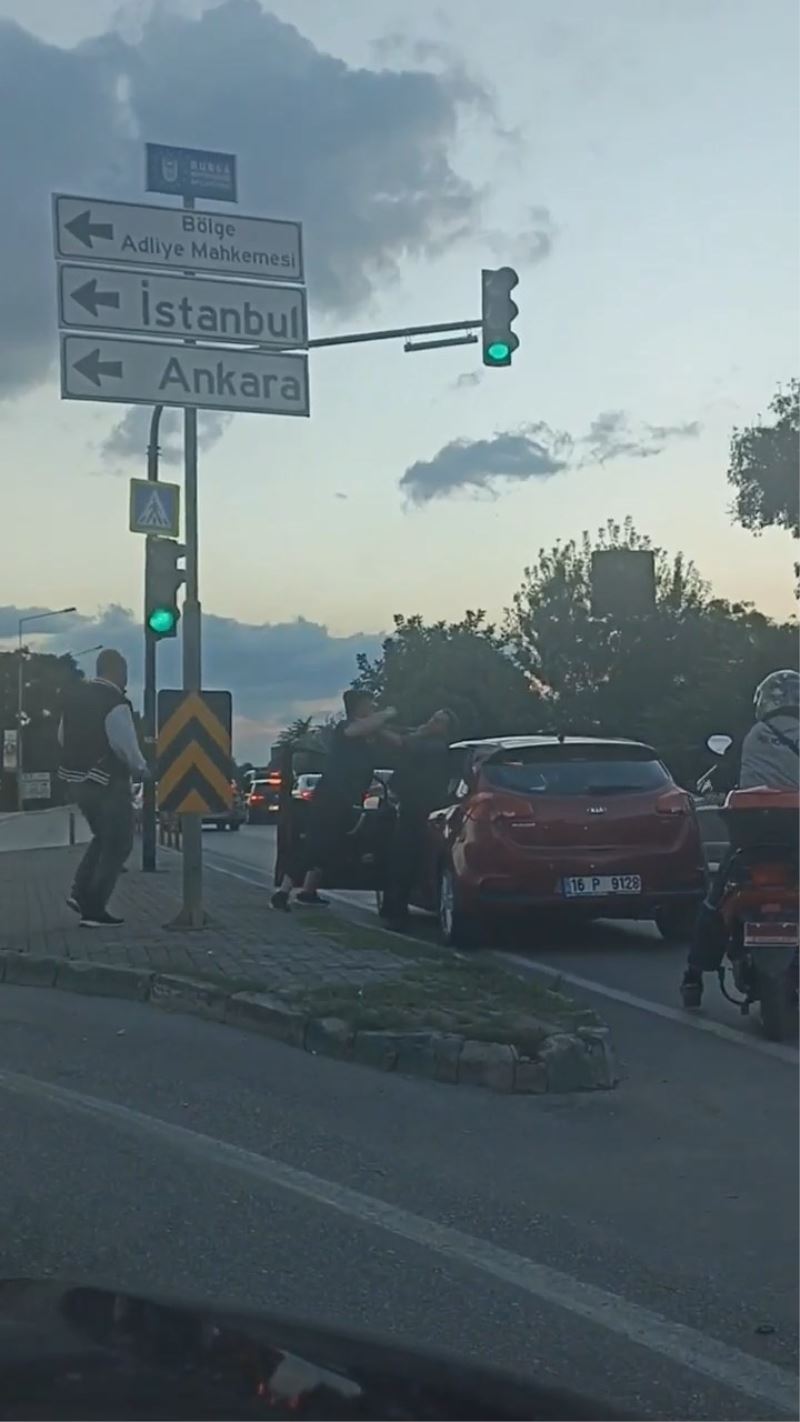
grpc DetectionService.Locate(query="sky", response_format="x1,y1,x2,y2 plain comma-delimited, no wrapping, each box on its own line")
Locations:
0,0,797,759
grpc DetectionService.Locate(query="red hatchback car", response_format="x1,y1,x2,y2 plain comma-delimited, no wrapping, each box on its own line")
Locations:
411,736,706,946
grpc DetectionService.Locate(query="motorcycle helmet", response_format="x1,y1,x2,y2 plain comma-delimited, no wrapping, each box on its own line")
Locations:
753,669,800,721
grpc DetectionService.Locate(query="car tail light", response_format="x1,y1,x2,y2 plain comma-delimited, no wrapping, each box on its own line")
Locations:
250,793,265,804
299,789,314,801
267,775,281,787
655,790,690,816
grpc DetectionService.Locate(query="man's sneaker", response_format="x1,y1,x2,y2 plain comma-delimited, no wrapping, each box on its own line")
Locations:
80,911,124,928
66,895,83,916
681,970,703,1009
295,891,330,907
270,889,291,913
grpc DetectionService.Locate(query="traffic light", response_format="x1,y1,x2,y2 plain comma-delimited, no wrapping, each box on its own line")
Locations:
481,267,519,367
145,537,185,640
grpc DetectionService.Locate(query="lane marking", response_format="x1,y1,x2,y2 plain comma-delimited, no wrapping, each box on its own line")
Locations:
0,1068,795,1417
496,952,799,1065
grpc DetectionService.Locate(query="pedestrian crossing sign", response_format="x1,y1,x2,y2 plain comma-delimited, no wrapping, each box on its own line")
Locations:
129,477,180,538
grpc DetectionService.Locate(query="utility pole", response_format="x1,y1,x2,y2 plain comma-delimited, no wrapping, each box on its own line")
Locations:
176,193,206,928
141,402,164,872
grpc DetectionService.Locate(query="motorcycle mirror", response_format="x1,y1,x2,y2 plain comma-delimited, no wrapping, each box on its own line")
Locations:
706,733,733,757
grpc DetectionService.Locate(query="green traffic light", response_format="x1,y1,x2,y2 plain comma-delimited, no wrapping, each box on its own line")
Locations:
148,608,177,635
486,341,511,362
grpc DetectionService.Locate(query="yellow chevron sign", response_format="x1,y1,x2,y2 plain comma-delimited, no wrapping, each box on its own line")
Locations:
157,690,233,815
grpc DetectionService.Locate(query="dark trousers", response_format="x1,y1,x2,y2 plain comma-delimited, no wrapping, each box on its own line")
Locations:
382,807,426,916
686,850,735,975
72,779,133,915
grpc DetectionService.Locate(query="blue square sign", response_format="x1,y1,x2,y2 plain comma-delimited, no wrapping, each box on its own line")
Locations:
146,143,237,203
129,478,181,537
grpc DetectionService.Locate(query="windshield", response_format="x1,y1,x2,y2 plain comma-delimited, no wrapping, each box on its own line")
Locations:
482,747,670,796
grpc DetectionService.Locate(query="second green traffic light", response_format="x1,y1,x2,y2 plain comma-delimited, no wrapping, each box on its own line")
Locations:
145,537,185,641
481,267,519,367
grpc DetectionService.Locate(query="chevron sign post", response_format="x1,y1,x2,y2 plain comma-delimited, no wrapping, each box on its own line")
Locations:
157,690,233,816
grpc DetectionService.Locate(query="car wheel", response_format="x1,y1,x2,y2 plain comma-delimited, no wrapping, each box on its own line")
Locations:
655,906,697,943
758,971,798,1042
437,862,479,948
229,822,240,832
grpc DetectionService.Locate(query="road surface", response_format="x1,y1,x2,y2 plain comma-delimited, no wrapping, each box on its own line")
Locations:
0,982,796,1421
199,823,799,1063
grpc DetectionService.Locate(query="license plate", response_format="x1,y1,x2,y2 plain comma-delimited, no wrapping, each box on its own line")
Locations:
562,874,642,898
744,921,799,948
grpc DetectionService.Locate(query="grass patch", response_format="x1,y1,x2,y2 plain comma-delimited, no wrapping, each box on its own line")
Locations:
282,953,600,1056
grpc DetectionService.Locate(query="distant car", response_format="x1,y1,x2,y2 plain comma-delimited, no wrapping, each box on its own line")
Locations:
203,782,245,832
246,774,282,823
292,773,322,803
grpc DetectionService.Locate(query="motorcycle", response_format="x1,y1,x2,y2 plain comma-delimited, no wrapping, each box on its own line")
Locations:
709,755,799,1041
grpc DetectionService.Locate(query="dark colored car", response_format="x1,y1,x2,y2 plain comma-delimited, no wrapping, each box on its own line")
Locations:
246,774,282,823
419,737,706,945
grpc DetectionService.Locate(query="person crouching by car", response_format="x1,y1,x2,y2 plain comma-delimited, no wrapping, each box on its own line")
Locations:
380,709,459,924
271,690,398,911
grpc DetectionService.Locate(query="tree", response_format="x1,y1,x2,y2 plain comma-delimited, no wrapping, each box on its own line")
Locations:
353,611,542,738
506,519,798,785
727,379,799,541
276,715,314,746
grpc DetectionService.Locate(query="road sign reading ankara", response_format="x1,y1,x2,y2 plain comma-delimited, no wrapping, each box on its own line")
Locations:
61,334,309,417
53,194,303,283
157,691,233,815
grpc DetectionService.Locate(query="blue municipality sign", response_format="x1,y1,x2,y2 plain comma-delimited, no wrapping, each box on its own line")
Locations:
146,143,237,203
129,477,181,538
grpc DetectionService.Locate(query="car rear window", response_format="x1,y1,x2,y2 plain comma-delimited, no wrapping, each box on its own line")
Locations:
481,745,670,796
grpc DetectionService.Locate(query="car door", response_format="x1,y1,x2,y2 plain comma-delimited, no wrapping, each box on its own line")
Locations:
274,742,393,891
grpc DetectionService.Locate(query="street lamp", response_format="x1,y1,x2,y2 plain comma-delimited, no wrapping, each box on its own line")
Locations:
67,644,103,661
17,607,76,810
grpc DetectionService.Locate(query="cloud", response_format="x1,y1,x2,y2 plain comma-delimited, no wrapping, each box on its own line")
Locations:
580,411,701,465
0,0,490,400
99,406,232,471
401,412,702,502
485,205,558,267
400,425,572,504
0,603,382,761
451,370,484,391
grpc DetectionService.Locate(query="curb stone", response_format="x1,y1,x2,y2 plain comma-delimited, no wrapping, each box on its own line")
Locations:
0,951,618,1096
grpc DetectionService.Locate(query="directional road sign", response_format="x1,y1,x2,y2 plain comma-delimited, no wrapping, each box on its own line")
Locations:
61,334,310,417
146,143,237,203
58,264,308,348
129,478,181,537
157,690,233,815
53,194,303,283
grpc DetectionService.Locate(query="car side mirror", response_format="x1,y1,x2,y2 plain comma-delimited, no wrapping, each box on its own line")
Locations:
706,733,733,757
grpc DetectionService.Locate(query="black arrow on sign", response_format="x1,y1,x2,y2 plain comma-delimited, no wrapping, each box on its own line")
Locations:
73,349,124,388
64,210,115,249
70,278,121,319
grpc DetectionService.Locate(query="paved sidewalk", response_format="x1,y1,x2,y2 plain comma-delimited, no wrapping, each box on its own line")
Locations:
0,844,399,991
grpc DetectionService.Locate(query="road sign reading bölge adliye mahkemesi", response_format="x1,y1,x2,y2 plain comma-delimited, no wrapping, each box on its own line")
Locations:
129,478,181,537
58,264,308,348
53,194,303,283
61,334,309,417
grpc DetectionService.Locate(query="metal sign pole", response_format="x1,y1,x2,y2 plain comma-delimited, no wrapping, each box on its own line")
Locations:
179,194,205,928
142,403,163,873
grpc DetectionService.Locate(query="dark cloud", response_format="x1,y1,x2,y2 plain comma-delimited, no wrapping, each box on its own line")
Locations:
581,411,701,465
400,425,572,504
0,603,382,761
0,0,489,399
99,406,231,471
401,412,702,503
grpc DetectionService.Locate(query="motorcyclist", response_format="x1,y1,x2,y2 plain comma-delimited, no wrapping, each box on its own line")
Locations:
681,668,799,1008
